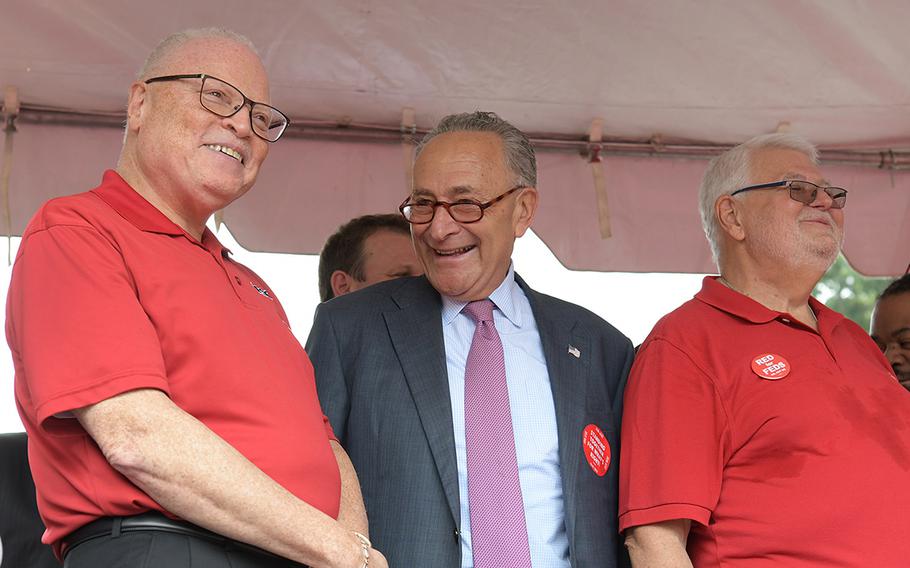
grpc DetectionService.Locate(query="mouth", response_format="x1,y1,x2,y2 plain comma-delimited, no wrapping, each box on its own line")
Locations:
433,245,476,257
205,144,244,165
801,214,831,224
800,216,834,229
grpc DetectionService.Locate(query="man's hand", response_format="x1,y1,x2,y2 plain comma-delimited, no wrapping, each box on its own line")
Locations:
369,549,389,568
340,531,388,568
358,546,388,568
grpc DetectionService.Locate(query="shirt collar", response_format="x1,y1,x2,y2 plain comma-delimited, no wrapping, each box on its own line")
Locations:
441,264,523,327
91,170,229,255
697,275,843,331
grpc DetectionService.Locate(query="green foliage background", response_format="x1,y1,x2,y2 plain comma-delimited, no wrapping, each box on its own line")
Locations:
814,255,892,331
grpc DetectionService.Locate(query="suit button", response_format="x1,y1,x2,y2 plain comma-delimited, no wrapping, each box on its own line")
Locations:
454,528,460,543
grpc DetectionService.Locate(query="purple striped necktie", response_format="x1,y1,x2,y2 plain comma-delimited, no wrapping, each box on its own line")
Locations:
463,299,532,568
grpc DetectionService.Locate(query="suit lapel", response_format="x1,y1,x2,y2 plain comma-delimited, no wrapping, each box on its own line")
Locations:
519,276,588,555
384,277,461,524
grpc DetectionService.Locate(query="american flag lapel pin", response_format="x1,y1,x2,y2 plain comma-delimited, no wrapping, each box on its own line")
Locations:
568,345,581,358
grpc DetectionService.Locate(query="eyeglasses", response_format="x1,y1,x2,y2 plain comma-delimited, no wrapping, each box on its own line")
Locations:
730,179,848,209
399,185,524,224
144,74,290,142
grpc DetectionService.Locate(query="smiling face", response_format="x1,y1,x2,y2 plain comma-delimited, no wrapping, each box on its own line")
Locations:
410,131,537,302
738,147,845,273
121,36,270,233
871,292,910,389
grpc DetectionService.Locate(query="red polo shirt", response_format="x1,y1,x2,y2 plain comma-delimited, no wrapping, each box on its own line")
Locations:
619,276,910,567
8,171,340,556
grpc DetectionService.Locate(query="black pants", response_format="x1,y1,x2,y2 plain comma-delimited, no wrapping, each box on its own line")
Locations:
63,530,309,568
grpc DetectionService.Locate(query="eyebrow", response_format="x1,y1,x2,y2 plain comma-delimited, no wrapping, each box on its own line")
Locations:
782,172,832,186
875,327,910,343
412,185,479,199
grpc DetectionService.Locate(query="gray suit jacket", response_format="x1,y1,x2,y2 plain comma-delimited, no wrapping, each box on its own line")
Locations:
306,275,634,567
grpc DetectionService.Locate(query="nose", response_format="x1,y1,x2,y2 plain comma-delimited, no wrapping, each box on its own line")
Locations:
810,187,835,210
427,204,461,241
222,104,254,138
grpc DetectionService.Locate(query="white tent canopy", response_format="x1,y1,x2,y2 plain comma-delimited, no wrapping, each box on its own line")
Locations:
1,0,908,275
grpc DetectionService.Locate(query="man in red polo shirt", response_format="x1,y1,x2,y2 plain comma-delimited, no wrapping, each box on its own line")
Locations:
7,28,386,568
619,133,910,567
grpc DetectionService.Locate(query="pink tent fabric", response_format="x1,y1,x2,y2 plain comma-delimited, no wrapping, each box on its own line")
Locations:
1,1,908,275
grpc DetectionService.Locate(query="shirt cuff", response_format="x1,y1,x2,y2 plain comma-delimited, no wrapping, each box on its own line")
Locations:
619,502,712,533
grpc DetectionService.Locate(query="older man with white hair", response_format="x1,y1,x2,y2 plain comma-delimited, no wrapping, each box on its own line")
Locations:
618,133,910,567
8,28,386,568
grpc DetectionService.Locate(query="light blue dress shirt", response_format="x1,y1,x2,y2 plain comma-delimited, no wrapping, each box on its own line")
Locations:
442,266,569,568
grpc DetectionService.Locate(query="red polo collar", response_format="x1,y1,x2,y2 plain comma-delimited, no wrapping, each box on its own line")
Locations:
91,170,187,235
90,170,228,254
696,275,843,333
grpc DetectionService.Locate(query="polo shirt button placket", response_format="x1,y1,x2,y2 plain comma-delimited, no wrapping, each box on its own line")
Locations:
212,249,247,302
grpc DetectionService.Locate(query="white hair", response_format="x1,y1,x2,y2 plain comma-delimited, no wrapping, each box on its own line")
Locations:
137,27,258,80
698,132,819,266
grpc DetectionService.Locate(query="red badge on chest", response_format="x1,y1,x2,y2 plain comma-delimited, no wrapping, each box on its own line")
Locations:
582,424,611,476
750,353,790,380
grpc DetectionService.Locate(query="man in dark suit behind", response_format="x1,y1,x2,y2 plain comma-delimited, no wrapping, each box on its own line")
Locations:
307,111,634,568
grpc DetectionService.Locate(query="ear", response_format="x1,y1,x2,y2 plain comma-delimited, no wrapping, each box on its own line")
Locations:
512,187,539,238
330,270,354,297
715,195,746,242
125,81,149,133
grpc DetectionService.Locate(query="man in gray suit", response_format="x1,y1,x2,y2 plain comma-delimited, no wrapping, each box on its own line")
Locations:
307,111,634,567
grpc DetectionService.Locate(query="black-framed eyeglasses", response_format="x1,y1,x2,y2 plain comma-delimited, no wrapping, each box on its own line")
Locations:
399,185,525,224
730,179,848,209
144,74,290,142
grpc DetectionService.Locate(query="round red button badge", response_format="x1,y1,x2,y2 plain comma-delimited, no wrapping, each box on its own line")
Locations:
750,353,790,380
582,424,611,477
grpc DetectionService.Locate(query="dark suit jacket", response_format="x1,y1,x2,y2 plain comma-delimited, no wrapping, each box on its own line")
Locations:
0,433,59,568
306,275,634,567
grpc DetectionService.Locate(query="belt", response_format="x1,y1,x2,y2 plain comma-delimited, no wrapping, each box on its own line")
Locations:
62,512,284,562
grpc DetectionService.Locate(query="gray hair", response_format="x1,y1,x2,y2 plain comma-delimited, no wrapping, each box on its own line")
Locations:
415,111,537,187
137,27,258,80
699,132,819,266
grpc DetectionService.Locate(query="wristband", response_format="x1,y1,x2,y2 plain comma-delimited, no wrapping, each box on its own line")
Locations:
352,531,370,568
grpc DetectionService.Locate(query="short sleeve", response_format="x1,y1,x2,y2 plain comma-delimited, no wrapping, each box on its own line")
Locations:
8,224,169,430
618,337,730,531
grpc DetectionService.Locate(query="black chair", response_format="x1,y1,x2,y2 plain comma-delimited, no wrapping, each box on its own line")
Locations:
0,432,59,567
